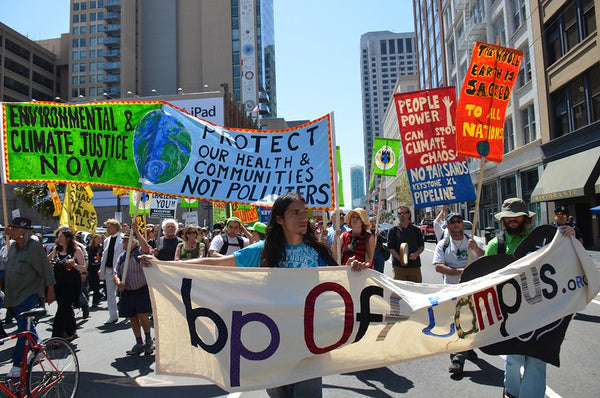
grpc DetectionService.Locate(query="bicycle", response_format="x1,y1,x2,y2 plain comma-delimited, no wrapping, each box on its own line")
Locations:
0,307,79,398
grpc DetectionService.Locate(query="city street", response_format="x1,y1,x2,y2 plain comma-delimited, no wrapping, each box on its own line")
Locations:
1,242,599,397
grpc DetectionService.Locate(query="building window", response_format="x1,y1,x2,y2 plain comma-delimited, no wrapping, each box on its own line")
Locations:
551,64,600,138
504,116,514,153
380,40,387,55
545,0,596,65
521,104,536,144
517,45,531,87
73,15,79,23
501,175,517,199
512,0,527,28
493,14,506,45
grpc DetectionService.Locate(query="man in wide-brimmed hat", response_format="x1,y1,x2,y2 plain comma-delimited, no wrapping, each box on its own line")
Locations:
484,198,536,257
485,198,577,398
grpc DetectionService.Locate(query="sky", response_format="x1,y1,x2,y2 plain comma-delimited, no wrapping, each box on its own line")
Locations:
0,0,415,208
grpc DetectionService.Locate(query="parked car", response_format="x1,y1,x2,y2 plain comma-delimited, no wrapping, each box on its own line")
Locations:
42,234,57,255
419,218,435,241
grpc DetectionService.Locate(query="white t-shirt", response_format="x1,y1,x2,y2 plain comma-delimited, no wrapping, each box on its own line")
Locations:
209,233,250,256
433,235,486,285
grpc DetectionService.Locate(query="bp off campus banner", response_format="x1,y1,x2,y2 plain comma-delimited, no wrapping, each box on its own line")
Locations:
456,42,523,162
394,87,475,208
0,102,335,209
144,234,599,391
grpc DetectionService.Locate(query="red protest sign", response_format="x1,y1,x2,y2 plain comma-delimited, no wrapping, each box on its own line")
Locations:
394,87,465,170
455,42,523,163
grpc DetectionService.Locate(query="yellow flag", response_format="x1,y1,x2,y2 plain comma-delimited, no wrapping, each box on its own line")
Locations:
47,183,62,217
113,188,128,196
59,184,98,233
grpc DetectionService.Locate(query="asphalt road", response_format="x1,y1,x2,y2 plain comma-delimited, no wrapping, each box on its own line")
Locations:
0,242,598,397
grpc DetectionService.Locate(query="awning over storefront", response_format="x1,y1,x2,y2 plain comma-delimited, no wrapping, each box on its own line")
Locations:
531,146,600,202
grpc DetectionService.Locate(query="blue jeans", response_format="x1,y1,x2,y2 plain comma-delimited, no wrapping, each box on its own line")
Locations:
266,377,322,398
8,294,40,367
373,252,385,273
504,354,546,398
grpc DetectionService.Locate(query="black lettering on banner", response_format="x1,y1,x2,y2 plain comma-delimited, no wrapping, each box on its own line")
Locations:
497,279,522,337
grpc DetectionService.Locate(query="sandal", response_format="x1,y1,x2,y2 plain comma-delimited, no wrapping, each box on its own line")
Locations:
66,334,79,342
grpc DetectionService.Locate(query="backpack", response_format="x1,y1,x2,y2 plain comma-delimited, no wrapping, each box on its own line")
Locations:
442,233,470,252
218,232,245,255
496,232,506,255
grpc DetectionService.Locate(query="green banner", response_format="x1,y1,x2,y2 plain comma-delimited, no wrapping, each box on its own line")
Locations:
180,198,199,208
3,102,162,187
372,137,400,177
336,146,344,207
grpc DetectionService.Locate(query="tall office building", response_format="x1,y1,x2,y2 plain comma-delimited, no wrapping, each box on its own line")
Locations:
413,0,447,89
67,0,276,117
360,31,416,189
350,165,366,208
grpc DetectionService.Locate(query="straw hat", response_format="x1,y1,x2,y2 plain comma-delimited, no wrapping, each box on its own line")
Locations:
344,208,369,230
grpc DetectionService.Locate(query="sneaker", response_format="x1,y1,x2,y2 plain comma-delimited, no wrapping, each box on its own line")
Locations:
144,340,154,354
126,343,145,356
104,316,118,325
6,366,21,378
448,360,464,374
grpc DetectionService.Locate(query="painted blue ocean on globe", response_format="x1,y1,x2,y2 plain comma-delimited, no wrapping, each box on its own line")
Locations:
133,109,192,184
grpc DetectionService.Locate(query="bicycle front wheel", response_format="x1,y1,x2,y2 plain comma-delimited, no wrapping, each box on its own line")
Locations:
27,337,79,398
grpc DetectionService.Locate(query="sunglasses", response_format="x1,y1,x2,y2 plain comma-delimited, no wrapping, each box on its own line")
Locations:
186,231,198,235
398,211,410,215
448,219,463,224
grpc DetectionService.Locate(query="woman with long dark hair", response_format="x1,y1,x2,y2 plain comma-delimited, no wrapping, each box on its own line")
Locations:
48,227,86,341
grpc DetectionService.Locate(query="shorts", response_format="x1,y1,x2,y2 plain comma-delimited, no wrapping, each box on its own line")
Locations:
118,285,152,318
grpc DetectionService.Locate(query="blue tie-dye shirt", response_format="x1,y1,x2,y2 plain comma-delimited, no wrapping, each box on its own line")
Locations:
234,241,327,268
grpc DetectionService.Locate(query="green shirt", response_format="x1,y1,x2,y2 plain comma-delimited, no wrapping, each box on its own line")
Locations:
484,230,530,256
4,239,56,307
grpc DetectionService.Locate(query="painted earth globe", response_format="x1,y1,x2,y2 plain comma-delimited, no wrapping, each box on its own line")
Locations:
133,109,192,184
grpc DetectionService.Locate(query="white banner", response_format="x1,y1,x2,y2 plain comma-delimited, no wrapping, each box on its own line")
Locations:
144,234,599,392
150,194,178,219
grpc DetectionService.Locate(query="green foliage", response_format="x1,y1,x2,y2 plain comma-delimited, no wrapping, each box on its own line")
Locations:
379,210,394,224
13,183,59,220
395,169,413,205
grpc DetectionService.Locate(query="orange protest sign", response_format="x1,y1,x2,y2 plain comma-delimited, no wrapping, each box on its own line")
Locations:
455,42,523,162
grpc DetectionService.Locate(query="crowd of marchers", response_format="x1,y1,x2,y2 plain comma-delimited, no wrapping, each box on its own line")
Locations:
0,194,583,398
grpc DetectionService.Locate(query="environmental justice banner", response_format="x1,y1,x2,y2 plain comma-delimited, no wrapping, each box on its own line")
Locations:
455,42,523,162
394,87,475,208
144,234,598,392
0,102,335,209
59,184,97,233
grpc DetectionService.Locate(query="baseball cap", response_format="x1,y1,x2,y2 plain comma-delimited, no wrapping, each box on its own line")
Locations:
248,222,267,235
554,205,569,216
446,212,463,222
